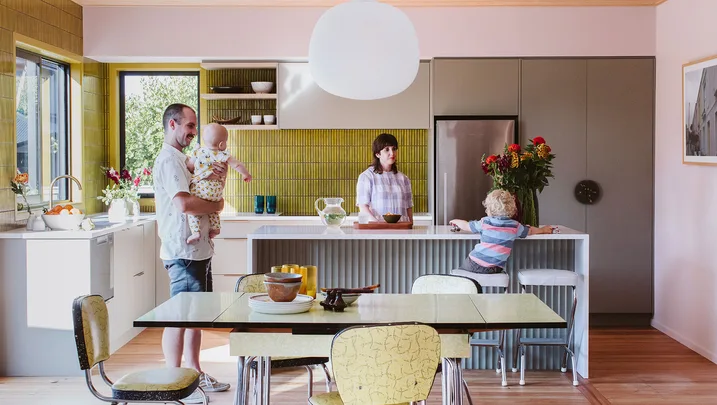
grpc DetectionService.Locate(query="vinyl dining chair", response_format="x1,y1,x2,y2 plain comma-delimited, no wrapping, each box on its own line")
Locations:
308,323,441,405
411,273,481,405
235,274,332,405
72,294,207,405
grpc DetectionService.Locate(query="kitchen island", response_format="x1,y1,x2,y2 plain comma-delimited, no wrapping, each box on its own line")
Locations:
247,224,589,377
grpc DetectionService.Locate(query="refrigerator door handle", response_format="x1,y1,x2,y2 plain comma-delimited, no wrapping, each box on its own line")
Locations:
443,172,448,226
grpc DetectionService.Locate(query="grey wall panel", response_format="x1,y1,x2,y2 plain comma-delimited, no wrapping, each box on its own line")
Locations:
587,59,655,314
254,238,576,371
521,59,588,233
432,59,520,116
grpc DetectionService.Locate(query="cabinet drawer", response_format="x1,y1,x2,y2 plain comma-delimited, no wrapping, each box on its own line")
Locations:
213,274,245,293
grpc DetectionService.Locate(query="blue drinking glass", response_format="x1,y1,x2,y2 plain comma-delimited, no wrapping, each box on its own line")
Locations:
254,195,265,214
266,196,277,214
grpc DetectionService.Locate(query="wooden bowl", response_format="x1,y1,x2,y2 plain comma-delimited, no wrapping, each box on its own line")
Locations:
264,272,302,283
383,214,401,223
264,281,301,302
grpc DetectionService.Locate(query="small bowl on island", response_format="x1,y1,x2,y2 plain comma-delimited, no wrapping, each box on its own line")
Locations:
383,213,401,223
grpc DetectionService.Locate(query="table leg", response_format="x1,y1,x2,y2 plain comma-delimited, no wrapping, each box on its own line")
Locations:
262,356,271,405
233,356,245,405
256,356,264,405
452,358,464,405
442,358,452,405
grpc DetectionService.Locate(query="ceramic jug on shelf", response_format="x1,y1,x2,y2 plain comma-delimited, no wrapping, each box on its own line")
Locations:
314,197,347,228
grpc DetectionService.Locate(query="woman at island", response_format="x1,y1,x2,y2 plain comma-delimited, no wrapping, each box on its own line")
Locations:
356,133,414,223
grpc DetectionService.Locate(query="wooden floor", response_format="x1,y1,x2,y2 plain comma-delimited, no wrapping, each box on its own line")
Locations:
1,327,716,404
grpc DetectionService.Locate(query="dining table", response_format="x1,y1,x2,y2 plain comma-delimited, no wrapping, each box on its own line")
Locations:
135,291,567,405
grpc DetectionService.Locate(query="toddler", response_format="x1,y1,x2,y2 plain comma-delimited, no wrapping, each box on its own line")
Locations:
186,123,251,244
450,189,554,274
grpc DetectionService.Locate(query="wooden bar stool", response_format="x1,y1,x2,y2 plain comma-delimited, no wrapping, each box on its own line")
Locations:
512,269,579,387
451,270,510,386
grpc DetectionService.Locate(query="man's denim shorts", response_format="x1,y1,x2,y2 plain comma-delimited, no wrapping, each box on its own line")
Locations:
163,258,213,297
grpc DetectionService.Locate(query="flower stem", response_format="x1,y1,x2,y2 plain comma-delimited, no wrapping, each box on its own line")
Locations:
22,193,31,215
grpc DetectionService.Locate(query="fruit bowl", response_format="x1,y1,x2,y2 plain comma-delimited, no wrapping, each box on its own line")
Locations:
383,214,401,223
42,213,86,230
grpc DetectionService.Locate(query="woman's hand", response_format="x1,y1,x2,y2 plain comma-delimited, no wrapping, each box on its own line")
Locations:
449,219,470,232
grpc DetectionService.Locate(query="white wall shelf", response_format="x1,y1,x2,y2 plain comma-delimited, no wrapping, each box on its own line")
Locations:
201,62,278,70
222,125,278,130
201,93,277,100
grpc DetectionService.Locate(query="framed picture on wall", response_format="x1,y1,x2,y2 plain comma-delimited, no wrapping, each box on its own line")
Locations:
683,54,717,165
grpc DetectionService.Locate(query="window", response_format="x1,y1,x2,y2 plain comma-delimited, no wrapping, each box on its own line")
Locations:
119,72,199,196
15,49,71,205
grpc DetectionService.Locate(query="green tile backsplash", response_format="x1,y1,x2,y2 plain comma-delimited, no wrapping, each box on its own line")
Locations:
222,129,428,216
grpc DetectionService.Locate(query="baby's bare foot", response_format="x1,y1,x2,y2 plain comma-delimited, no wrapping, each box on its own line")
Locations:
186,233,201,245
209,229,220,239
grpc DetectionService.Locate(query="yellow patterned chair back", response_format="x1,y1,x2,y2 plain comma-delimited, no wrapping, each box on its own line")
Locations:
411,274,480,294
235,274,267,293
72,295,111,370
331,323,441,405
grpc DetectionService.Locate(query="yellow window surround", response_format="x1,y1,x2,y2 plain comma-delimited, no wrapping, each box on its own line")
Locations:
107,63,202,171
13,33,83,218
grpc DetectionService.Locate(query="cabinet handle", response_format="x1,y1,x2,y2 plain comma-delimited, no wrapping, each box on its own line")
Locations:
133,271,145,277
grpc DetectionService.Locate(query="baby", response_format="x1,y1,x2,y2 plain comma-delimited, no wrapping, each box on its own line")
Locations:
186,123,251,244
450,189,554,274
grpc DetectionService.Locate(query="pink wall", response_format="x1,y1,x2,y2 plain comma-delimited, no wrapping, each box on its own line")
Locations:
83,6,655,62
653,0,717,363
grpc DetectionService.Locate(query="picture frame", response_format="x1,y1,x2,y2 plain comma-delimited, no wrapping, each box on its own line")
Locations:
683,54,717,165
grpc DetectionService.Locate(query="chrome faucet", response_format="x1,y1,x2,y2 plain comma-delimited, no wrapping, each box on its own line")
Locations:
49,175,83,210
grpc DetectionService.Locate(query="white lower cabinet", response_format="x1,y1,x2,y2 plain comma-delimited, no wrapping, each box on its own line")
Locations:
108,222,157,352
211,238,247,292
0,220,157,376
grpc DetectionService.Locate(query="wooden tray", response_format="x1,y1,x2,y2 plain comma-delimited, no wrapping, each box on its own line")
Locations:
353,222,413,230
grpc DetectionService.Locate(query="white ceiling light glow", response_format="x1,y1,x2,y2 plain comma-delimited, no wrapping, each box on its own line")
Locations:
308,0,420,101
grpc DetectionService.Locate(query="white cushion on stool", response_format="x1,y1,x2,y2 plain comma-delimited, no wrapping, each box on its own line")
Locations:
517,269,578,287
451,269,510,288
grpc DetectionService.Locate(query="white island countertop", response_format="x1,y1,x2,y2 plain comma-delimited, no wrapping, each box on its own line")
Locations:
248,225,588,240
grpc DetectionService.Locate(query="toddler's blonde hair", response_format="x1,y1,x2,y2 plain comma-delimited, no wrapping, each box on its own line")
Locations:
483,189,517,218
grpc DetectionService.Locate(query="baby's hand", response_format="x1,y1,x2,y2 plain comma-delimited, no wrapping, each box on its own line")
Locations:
243,173,252,183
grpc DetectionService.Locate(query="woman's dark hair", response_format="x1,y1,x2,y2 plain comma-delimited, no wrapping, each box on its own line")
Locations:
371,133,399,174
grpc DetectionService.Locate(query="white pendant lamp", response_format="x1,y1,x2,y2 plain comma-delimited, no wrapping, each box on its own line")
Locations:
308,0,420,101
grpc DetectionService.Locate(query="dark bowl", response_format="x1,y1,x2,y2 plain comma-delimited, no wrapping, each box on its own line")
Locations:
210,86,244,93
264,272,303,283
383,214,402,223
264,281,301,302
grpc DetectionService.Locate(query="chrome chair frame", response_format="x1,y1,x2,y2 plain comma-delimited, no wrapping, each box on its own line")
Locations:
512,282,579,387
233,275,333,405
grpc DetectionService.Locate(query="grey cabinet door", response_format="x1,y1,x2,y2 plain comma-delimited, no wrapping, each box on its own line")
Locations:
521,59,588,233
587,58,655,314
432,59,520,116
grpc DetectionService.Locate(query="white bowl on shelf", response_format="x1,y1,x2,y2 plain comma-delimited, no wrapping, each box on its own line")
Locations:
42,213,86,230
251,115,263,125
263,115,275,125
251,82,274,94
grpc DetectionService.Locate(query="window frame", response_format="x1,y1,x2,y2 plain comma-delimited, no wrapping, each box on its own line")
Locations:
15,47,71,208
118,71,200,198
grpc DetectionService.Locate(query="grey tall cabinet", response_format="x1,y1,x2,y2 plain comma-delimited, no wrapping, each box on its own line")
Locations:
431,58,655,318
521,58,655,316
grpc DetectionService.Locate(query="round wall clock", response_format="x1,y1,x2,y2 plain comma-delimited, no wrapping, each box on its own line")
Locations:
574,180,601,205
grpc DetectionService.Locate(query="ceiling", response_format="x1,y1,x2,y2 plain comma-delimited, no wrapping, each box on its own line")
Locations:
73,0,667,7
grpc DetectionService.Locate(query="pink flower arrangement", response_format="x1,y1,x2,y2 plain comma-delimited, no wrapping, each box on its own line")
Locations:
98,166,152,205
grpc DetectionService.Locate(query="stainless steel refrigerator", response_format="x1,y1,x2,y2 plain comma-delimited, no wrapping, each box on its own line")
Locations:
434,116,518,225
